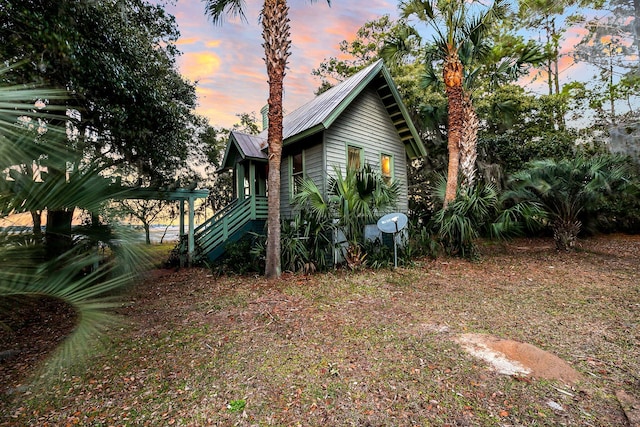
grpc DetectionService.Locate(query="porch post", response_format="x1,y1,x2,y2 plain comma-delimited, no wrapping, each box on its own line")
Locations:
188,196,195,266
179,200,185,237
178,199,186,267
249,162,256,196
236,163,245,200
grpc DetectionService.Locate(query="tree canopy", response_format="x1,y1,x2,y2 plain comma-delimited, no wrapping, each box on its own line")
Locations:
0,0,200,184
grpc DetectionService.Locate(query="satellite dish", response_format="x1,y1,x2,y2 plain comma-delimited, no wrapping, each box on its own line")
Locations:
377,212,408,234
377,212,408,269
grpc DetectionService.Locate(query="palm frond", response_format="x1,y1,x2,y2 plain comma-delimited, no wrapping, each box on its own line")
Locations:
203,0,247,24
419,64,442,90
380,22,420,68
0,66,145,373
292,177,331,225
504,155,629,248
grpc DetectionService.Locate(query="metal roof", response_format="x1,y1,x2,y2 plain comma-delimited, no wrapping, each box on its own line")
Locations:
229,59,426,161
232,131,267,160
277,60,384,140
220,131,267,170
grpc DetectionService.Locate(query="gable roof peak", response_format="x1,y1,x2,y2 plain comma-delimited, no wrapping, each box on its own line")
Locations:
273,59,425,159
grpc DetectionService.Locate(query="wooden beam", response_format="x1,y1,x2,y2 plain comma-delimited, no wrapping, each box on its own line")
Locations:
188,196,195,266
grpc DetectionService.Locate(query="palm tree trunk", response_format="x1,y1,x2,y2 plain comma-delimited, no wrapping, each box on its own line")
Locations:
443,52,464,208
262,0,291,279
553,218,581,251
459,92,478,189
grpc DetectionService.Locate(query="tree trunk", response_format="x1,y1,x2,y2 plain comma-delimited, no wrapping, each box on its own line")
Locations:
443,51,465,208
31,210,42,239
551,18,560,96
635,0,640,61
552,218,581,251
262,0,291,279
45,208,74,258
544,17,553,96
143,221,151,245
459,93,478,190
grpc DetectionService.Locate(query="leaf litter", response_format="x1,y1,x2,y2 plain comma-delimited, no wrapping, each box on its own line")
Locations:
1,234,639,426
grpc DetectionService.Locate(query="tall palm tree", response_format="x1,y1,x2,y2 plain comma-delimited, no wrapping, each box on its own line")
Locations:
398,0,510,207
204,0,330,279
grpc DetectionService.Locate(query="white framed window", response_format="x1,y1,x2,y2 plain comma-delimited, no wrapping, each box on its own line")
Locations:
290,151,304,196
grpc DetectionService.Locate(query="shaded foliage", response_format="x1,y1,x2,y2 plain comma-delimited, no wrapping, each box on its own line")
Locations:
0,0,200,183
476,86,576,177
292,165,400,268
211,235,264,276
0,77,147,373
504,154,631,250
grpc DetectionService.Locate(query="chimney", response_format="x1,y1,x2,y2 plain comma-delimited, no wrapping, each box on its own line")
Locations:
260,104,269,131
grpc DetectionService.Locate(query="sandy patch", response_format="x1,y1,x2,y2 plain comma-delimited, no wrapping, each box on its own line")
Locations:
456,333,582,384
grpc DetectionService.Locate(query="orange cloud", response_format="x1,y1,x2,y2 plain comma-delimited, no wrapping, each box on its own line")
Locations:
179,52,222,82
230,63,267,84
176,37,200,46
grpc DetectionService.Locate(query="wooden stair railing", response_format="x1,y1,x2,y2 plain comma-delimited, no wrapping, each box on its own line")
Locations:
193,195,268,262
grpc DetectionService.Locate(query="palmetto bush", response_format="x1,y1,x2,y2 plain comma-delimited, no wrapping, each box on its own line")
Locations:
431,178,501,258
429,175,545,258
279,213,331,274
0,72,146,372
504,155,630,250
246,214,331,274
589,162,640,234
293,165,400,269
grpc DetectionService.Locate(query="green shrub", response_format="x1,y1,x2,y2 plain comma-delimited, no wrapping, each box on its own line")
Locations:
431,182,502,259
589,165,640,234
406,221,440,259
211,236,263,275
362,238,393,269
505,155,630,249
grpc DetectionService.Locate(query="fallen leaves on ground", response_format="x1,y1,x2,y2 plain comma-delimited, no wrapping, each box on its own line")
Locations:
1,235,639,426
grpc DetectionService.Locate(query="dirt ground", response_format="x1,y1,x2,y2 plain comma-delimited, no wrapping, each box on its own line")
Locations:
1,234,639,426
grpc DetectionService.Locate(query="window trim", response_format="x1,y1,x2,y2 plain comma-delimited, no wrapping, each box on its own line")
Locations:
380,152,394,184
346,144,364,171
289,150,305,201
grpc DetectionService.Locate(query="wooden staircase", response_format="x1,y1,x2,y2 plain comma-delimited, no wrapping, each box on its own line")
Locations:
193,195,268,263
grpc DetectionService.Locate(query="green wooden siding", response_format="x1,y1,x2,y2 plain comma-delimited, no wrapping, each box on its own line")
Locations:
305,142,325,198
280,141,324,219
324,87,409,212
279,153,293,219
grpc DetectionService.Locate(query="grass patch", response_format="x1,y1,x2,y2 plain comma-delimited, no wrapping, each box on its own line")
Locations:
1,235,638,426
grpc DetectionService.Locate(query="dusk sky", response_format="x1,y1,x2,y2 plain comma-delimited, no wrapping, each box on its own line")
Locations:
158,0,400,129
158,0,590,129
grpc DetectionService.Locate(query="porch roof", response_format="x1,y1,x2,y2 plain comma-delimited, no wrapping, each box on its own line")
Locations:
220,131,267,171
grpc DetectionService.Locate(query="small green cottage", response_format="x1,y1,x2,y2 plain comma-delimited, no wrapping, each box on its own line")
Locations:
195,59,426,262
